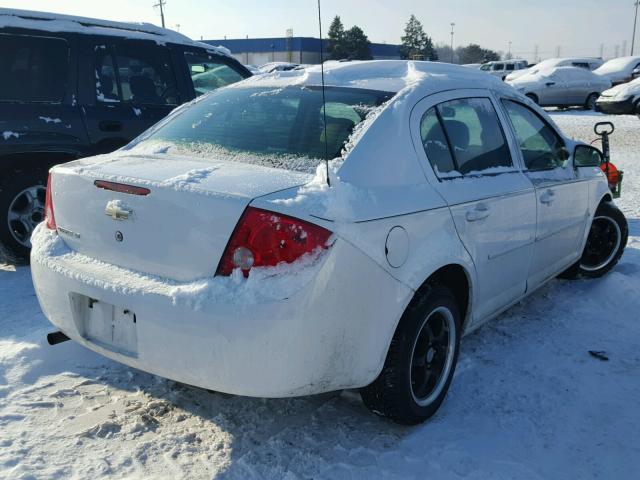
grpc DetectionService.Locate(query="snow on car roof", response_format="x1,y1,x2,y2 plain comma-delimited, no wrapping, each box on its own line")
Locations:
234,60,514,95
0,7,231,56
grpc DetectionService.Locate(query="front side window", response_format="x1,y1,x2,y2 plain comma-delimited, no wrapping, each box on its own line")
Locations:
501,100,567,171
129,86,391,172
185,52,245,96
420,98,513,176
0,34,68,103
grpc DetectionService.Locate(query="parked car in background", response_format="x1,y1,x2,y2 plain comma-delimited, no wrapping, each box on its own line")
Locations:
596,77,640,114
480,60,528,80
508,66,611,108
258,62,301,73
594,56,640,85
32,61,626,425
0,8,251,261
505,57,604,82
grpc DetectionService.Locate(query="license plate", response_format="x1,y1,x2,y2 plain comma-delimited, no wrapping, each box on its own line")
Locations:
71,294,138,357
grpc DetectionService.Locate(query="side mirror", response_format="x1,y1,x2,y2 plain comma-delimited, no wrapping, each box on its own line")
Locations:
574,145,603,168
632,68,640,79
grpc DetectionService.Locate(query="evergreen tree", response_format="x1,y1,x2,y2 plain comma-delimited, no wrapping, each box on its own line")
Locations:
344,26,372,60
327,16,347,60
457,44,500,64
400,15,437,61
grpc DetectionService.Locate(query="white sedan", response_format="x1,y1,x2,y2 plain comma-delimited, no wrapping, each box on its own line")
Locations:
31,61,628,424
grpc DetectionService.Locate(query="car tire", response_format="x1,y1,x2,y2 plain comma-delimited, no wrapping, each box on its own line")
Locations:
360,285,461,425
0,167,49,263
559,202,627,279
635,99,640,114
585,93,599,110
525,93,539,105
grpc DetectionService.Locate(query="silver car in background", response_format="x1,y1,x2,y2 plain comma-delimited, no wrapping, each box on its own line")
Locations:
505,57,604,82
594,56,640,86
507,66,611,109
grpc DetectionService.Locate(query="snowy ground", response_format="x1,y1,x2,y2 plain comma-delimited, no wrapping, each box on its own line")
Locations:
1,111,639,479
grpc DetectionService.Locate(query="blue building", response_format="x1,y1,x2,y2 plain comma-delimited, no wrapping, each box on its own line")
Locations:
203,37,401,66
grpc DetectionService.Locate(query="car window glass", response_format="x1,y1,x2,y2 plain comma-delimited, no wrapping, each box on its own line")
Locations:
493,64,504,71
114,44,177,105
185,52,245,96
502,100,567,171
420,107,456,175
0,34,68,103
506,64,515,71
95,46,120,103
420,98,513,176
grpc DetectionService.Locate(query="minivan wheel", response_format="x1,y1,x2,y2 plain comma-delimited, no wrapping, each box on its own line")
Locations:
360,285,461,425
585,93,599,110
0,168,48,263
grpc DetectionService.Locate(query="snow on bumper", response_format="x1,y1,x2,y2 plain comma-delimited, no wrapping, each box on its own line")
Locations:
30,225,411,397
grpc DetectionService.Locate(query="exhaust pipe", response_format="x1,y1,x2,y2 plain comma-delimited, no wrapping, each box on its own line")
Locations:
47,331,70,345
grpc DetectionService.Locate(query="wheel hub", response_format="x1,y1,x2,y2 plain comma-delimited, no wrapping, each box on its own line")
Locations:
410,306,456,407
7,185,47,248
580,215,621,272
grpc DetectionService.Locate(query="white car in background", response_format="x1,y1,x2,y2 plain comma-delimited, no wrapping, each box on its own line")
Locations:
479,60,528,80
594,56,640,85
505,57,604,82
32,61,627,425
508,66,611,108
596,77,640,114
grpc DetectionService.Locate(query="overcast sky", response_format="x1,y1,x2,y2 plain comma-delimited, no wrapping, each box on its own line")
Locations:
3,0,638,60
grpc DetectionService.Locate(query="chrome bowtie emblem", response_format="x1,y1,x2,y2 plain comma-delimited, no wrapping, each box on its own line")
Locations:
105,201,132,221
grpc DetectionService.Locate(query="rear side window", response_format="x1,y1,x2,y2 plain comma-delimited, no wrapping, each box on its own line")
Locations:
0,34,68,103
420,98,513,177
185,52,245,96
95,43,178,105
501,100,567,171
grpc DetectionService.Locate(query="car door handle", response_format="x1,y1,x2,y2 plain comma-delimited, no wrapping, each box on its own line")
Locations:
99,120,123,132
540,190,555,205
466,204,490,222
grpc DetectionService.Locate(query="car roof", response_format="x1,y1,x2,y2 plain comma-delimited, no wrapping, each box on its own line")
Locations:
0,7,231,57
232,60,514,95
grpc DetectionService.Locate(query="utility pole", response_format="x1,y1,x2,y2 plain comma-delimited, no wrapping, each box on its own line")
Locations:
632,0,639,55
450,23,455,63
534,44,539,63
507,41,512,59
153,0,166,28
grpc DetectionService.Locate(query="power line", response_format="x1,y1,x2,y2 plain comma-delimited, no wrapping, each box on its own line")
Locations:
632,0,639,55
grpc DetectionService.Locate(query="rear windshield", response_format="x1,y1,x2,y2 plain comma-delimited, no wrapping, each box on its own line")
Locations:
130,86,392,172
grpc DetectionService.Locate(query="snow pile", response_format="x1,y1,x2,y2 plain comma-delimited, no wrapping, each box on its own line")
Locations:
160,167,220,189
2,131,20,140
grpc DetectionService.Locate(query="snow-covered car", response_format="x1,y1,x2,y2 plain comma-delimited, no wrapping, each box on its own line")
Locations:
479,60,528,80
595,77,640,114
505,57,604,82
258,62,301,73
508,66,611,109
594,56,640,85
31,61,628,425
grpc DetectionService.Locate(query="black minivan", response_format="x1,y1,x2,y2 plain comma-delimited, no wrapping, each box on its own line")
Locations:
0,8,251,261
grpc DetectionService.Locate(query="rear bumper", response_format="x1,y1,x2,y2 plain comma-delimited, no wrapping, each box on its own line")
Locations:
30,225,411,397
595,98,636,114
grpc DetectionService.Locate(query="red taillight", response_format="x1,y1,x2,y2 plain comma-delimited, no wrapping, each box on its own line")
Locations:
44,173,56,230
94,180,150,196
216,207,332,277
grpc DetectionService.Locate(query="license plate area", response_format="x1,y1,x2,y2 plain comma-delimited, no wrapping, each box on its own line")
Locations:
70,293,138,357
